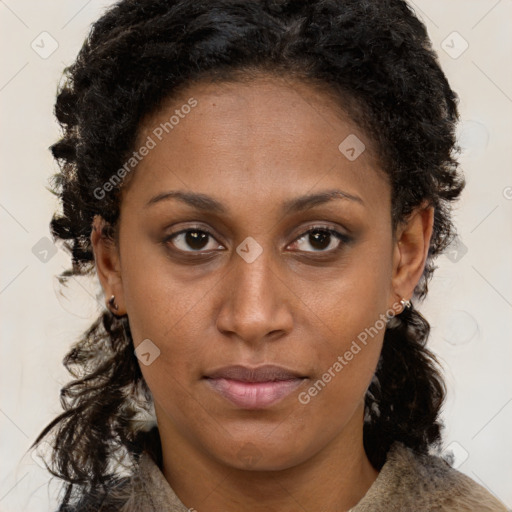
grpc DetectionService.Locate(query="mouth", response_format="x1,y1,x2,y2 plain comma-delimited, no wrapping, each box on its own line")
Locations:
203,364,307,410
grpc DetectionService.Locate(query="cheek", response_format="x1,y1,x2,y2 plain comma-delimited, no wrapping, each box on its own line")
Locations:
301,300,385,414
294,290,386,452
119,233,211,348
297,240,391,409
303,334,383,408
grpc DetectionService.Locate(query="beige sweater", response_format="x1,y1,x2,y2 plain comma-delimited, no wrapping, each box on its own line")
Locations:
85,442,508,511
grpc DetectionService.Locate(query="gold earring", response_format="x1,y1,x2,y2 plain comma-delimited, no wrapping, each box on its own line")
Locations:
108,294,119,312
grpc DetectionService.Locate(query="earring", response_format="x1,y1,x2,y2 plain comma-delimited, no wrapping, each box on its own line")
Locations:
400,298,411,311
108,294,119,312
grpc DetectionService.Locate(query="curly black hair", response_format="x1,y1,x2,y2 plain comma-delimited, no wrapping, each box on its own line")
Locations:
31,0,464,509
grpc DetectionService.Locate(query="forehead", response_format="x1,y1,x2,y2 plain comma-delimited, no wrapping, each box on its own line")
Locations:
123,75,388,216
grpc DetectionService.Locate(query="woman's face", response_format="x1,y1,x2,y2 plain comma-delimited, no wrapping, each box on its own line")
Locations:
94,75,420,471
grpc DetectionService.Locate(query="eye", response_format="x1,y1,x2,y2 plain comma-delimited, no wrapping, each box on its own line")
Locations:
288,226,349,253
164,227,224,253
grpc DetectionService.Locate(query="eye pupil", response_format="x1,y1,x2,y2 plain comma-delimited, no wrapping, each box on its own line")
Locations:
309,229,331,250
186,230,209,250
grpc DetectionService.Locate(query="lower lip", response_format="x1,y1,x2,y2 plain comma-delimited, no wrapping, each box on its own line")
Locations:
205,377,305,409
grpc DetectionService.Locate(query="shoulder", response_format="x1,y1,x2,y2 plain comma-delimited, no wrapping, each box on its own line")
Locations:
57,452,189,512
352,442,508,512
55,474,134,512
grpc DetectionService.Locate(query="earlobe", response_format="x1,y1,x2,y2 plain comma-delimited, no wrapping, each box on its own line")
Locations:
90,215,126,315
390,204,434,306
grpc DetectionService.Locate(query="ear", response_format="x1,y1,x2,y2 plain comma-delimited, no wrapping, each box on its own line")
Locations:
389,204,434,309
91,215,126,315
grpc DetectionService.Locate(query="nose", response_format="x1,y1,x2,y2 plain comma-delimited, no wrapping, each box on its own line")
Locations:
215,243,293,346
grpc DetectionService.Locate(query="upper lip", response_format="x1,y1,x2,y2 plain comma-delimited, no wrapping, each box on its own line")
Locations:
204,364,305,382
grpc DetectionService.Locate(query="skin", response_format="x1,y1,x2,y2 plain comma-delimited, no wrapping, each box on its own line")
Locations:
91,74,433,512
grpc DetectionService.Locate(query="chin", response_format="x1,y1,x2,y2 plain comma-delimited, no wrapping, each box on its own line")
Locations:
205,433,318,472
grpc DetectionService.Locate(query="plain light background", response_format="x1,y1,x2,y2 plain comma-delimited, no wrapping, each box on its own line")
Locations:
1,0,511,510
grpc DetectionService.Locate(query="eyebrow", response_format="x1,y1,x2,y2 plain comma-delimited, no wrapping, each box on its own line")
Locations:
144,188,364,214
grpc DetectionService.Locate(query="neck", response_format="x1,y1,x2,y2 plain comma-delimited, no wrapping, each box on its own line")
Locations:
157,403,379,512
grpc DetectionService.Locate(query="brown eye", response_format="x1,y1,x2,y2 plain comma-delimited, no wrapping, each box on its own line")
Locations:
166,229,223,252
289,226,348,253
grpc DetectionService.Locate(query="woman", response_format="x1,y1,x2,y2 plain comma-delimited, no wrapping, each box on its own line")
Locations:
32,0,507,510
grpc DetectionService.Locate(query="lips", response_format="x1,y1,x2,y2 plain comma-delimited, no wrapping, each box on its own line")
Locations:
204,364,307,409
205,364,304,382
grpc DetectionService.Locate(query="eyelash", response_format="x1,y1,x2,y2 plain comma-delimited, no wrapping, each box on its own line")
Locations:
163,224,350,256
